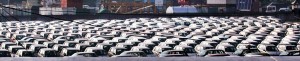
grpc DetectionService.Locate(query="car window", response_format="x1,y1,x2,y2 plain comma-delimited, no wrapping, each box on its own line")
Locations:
286,46,296,50
93,50,106,55
207,50,225,54
16,35,25,40
0,51,10,57
184,48,196,53
68,50,78,55
142,49,153,54
266,46,278,51
22,51,33,57
116,49,123,54
224,47,236,52
168,51,187,56
45,51,58,57
162,48,172,52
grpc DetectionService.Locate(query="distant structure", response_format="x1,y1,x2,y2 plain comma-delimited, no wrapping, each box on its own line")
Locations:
26,0,42,8
61,0,83,8
205,0,237,13
292,0,300,15
41,0,61,7
101,0,174,14
236,0,260,12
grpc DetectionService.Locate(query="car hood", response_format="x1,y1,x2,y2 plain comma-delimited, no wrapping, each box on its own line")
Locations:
244,53,265,57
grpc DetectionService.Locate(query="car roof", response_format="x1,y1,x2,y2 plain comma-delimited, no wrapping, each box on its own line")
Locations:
64,48,80,50
40,48,56,51
132,46,149,49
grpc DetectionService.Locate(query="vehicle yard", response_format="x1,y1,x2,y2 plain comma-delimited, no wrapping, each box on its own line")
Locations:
1,0,300,61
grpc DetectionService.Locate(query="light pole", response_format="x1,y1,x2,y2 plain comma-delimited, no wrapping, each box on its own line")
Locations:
8,0,10,15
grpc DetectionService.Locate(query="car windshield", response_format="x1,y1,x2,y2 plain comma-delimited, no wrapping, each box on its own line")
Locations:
13,48,24,53
0,51,10,57
204,47,214,49
286,46,296,50
210,43,218,46
142,49,153,54
91,30,97,33
66,36,75,41
53,35,60,39
22,51,33,57
68,50,78,56
127,52,146,57
73,34,82,38
162,48,172,51
266,46,278,51
16,35,25,40
179,33,188,36
184,48,196,53
58,41,65,44
116,49,124,55
244,49,260,53
69,43,77,47
207,50,225,54
54,31,60,33
93,50,106,55
225,47,236,52
45,51,58,57
167,51,188,56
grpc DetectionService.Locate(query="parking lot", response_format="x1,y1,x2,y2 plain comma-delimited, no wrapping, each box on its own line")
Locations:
1,16,300,58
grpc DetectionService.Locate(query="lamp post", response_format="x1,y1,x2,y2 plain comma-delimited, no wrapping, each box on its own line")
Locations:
8,0,10,15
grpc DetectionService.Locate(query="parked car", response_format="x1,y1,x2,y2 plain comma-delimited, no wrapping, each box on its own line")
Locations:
234,48,269,57
70,52,98,57
15,49,34,57
257,44,281,56
174,45,196,56
60,48,80,56
29,45,47,53
112,51,147,57
130,46,154,57
96,43,112,52
8,46,25,54
108,47,127,57
85,47,107,57
197,49,230,57
280,50,300,56
152,46,173,56
38,48,59,57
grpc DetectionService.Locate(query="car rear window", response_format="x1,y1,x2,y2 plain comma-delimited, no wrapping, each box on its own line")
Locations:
207,50,225,54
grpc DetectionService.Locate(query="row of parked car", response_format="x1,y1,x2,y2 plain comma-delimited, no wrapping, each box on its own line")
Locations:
0,16,299,57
